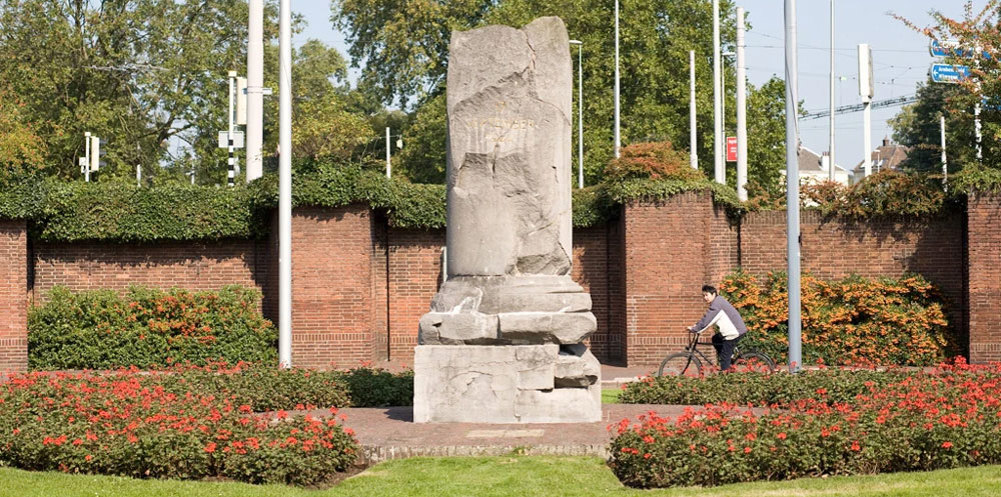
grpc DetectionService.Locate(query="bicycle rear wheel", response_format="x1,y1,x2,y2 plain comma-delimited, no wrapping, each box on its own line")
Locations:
657,352,703,377
733,351,776,373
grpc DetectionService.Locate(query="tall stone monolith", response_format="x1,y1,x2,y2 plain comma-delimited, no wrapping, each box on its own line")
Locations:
413,16,601,423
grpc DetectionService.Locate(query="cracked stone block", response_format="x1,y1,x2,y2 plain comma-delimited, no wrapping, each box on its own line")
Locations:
415,344,567,423
419,312,499,345
498,292,591,313
498,312,597,343
445,16,572,278
514,385,602,423
554,345,600,388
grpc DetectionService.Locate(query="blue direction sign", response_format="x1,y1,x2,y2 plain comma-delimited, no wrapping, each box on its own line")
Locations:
930,39,992,60
930,63,971,84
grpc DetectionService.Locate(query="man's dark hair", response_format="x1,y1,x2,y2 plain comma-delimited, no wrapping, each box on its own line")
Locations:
702,285,717,295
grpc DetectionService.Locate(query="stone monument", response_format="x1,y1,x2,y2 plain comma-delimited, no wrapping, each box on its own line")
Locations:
413,16,601,423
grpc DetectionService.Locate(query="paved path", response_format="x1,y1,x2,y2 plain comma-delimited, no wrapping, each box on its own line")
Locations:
335,404,687,463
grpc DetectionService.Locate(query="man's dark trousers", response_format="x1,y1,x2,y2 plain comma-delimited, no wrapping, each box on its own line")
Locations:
712,334,743,371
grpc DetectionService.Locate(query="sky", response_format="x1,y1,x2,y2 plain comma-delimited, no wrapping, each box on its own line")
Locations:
292,0,984,171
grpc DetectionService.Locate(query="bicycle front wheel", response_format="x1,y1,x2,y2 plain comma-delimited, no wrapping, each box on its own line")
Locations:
734,351,776,374
657,352,703,377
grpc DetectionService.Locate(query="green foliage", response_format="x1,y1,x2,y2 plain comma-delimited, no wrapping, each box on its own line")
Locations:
28,286,277,370
951,164,1001,194
801,171,950,219
37,180,258,242
611,362,1001,488
619,368,902,405
604,142,702,181
718,270,956,367
337,366,414,407
0,367,358,486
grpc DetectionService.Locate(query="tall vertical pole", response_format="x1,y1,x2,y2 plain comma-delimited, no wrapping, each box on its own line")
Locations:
941,114,948,191
614,0,621,158
278,0,293,369
712,0,724,183
828,0,836,181
228,71,236,187
859,44,872,177
385,127,392,178
736,8,748,201
975,102,983,161
690,50,698,170
246,0,264,182
577,42,584,188
975,44,983,162
784,0,802,373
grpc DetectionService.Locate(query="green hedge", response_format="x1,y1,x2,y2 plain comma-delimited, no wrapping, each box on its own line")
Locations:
5,158,1001,243
28,286,277,370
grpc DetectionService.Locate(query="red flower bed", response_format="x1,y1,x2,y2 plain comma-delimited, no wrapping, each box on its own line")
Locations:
609,360,1001,488
0,367,357,486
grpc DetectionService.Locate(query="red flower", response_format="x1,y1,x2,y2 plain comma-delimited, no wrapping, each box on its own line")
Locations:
942,441,953,449
204,442,217,453
851,441,861,451
744,447,752,454
776,432,787,440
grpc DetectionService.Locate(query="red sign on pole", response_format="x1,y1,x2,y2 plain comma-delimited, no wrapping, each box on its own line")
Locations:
726,136,738,162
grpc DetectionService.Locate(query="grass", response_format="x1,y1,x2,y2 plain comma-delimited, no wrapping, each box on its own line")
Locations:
2,457,1000,497
602,388,622,403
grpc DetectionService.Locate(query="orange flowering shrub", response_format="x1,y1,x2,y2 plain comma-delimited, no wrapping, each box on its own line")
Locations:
720,271,956,366
603,142,702,181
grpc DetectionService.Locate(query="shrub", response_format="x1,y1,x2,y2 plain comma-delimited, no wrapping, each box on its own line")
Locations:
719,271,956,366
338,365,414,407
611,361,1001,488
801,170,949,218
618,368,904,406
28,286,277,370
0,368,358,485
604,142,702,181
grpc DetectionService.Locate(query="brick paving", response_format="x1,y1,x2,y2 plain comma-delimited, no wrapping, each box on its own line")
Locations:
334,403,691,463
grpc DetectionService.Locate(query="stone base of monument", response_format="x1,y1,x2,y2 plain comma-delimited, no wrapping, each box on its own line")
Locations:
413,344,602,423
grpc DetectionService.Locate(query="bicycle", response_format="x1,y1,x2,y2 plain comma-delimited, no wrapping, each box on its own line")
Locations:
656,330,776,376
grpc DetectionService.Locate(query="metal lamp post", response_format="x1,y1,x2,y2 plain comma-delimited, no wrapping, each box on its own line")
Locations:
570,40,584,188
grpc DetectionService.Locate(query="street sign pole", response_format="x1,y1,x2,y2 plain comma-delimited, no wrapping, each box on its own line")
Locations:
736,7,748,201
858,44,873,178
941,115,948,191
785,0,802,374
228,70,236,187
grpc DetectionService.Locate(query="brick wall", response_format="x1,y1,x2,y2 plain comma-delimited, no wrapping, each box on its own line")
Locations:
290,206,375,368
0,221,27,372
32,240,268,305
374,225,621,366
1,198,983,369
621,193,716,366
968,194,1000,363
738,209,967,349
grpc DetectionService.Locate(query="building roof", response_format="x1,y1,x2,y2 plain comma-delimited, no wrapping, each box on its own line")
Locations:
796,145,849,174
853,137,910,175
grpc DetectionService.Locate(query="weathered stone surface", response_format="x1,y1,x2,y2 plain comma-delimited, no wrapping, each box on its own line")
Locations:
515,386,602,423
430,275,589,314
554,346,600,388
445,16,572,277
415,345,570,423
419,312,499,345
498,312,597,344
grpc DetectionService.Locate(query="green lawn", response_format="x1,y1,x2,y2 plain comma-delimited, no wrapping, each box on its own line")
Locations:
602,387,622,403
3,457,1000,497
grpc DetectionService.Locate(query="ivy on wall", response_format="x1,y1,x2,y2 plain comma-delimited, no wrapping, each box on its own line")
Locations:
0,157,994,243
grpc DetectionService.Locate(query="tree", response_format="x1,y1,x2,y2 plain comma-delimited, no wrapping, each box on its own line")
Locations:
257,39,374,162
0,85,47,179
0,0,285,181
894,1,1001,169
332,0,789,189
888,81,972,174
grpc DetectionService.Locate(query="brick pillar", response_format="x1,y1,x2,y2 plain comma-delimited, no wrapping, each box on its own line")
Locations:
0,220,27,372
968,193,1001,363
622,192,715,366
290,205,376,368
